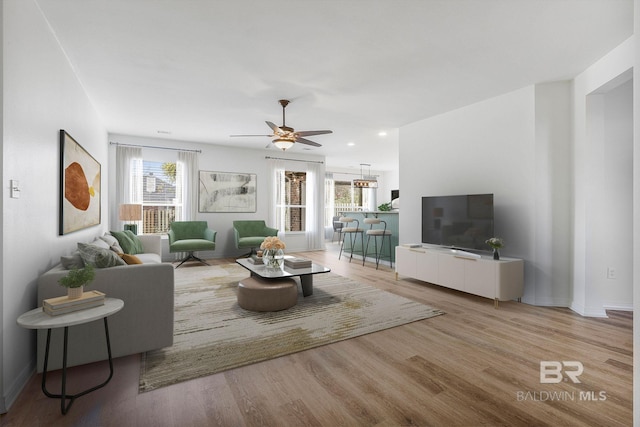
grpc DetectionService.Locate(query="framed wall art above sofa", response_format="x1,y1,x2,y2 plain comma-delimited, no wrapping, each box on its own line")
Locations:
59,130,101,235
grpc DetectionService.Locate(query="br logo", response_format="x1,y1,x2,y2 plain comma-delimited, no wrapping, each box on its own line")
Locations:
540,361,584,383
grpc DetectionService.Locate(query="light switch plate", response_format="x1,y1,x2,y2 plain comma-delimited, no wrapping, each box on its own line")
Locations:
10,180,20,198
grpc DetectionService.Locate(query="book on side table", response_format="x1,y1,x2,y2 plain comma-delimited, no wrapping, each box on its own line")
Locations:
43,290,106,316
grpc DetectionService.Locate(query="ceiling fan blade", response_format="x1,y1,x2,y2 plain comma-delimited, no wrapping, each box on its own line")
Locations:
295,137,322,147
295,130,333,137
265,121,282,133
230,134,273,137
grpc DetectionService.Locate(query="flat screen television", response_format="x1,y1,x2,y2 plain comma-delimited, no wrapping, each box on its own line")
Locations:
422,194,494,251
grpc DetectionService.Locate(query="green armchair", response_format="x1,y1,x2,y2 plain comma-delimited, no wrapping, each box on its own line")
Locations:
233,220,278,256
168,221,217,267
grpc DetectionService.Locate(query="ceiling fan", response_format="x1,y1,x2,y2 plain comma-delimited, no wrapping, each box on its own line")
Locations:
231,99,333,150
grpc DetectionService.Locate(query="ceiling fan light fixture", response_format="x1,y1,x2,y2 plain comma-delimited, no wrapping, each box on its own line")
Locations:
273,137,295,150
232,99,332,150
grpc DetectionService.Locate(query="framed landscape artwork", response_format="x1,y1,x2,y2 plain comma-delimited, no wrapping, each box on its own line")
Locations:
199,171,257,213
59,130,101,235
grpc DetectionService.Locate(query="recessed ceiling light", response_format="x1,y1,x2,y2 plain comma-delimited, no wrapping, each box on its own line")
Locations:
378,131,387,137
347,142,355,146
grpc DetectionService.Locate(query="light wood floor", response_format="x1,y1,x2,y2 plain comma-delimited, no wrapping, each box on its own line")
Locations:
1,243,632,427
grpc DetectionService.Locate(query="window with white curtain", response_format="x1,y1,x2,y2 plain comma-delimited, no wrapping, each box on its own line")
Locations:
117,145,199,234
141,159,181,234
267,158,324,250
277,171,307,232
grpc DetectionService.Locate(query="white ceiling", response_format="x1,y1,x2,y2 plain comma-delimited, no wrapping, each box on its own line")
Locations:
35,0,633,171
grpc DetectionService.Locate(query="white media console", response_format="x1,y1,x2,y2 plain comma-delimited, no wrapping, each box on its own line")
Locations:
395,245,524,308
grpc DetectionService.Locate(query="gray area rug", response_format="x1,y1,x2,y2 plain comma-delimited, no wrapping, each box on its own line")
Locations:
139,263,444,392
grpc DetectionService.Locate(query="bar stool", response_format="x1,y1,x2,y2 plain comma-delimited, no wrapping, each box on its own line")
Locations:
363,217,393,269
331,216,344,243
338,217,364,263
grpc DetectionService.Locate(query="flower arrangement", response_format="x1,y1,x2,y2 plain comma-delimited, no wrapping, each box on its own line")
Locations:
260,236,286,251
485,237,504,260
261,236,286,269
486,237,504,249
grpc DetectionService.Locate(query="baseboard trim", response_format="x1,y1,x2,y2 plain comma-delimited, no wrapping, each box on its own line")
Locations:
602,303,633,312
569,302,609,318
522,297,572,307
2,359,35,414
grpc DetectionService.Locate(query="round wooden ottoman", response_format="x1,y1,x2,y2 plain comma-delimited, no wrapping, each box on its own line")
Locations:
237,276,298,312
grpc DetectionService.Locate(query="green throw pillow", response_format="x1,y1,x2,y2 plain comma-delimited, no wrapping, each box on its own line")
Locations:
110,230,136,254
124,230,145,254
77,243,126,268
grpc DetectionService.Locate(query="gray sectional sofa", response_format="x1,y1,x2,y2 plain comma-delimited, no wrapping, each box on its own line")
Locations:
36,234,174,372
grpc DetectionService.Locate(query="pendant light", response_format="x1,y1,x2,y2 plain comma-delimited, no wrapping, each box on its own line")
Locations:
353,163,378,188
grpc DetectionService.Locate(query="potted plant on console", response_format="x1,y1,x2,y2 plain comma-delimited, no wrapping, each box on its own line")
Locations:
377,202,392,211
486,237,504,260
58,264,95,299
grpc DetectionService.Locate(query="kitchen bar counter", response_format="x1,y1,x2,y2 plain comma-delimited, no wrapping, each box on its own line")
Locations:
337,211,398,264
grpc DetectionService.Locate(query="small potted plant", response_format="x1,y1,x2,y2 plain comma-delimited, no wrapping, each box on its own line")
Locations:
485,237,504,260
58,264,95,299
377,202,392,211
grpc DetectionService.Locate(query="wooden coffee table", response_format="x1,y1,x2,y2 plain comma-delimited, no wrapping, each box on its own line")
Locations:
235,257,330,297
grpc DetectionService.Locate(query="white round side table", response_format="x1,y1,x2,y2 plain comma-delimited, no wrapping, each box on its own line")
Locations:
17,298,124,415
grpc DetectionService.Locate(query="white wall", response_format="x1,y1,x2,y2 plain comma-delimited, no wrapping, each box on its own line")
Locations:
0,1,5,413
400,85,535,260
532,82,573,306
572,37,635,317
400,84,573,306
108,134,326,257
2,0,108,411
379,169,400,207
600,79,633,309
633,2,639,424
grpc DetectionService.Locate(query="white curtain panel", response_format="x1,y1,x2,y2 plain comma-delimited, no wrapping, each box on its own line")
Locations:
306,161,326,250
177,150,199,221
266,158,286,233
115,146,142,230
325,173,335,225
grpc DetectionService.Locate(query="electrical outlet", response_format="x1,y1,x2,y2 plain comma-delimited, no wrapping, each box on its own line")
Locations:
607,267,617,280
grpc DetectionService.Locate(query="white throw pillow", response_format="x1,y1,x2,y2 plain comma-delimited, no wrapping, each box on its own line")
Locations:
101,233,125,253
